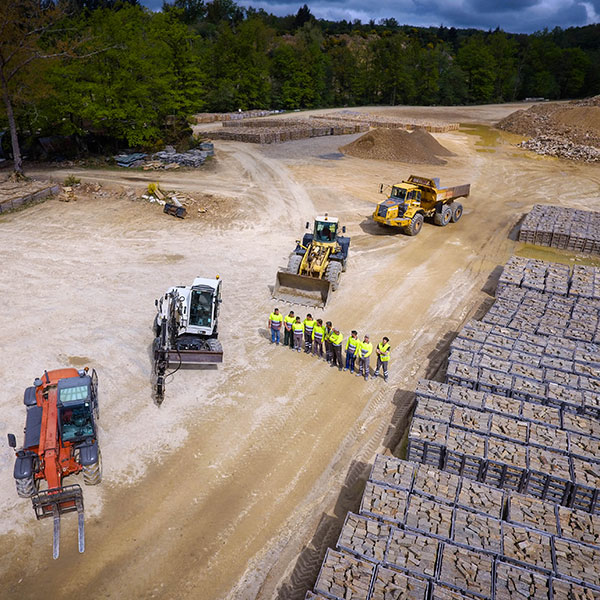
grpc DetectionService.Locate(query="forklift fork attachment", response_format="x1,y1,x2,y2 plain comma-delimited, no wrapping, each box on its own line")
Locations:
32,485,85,559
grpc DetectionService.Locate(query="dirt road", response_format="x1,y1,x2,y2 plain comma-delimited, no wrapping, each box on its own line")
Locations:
1,104,599,600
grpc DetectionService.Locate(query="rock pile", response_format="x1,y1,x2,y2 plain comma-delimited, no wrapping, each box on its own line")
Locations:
497,96,600,162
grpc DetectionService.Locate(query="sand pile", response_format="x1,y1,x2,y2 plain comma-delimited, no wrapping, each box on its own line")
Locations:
497,96,600,162
339,128,453,164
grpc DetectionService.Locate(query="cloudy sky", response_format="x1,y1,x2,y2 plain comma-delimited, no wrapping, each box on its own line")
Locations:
143,0,600,33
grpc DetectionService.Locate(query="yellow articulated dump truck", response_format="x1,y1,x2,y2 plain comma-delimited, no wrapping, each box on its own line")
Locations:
373,175,471,236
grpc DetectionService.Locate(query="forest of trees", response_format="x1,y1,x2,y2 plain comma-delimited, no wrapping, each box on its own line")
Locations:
1,0,599,157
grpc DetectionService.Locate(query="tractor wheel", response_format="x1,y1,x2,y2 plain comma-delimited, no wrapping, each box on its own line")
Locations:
83,450,102,486
434,205,452,227
16,475,37,498
207,338,223,353
451,203,463,223
406,214,424,236
287,254,302,274
325,261,343,291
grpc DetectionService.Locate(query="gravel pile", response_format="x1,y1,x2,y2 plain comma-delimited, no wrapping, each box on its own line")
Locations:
339,128,452,164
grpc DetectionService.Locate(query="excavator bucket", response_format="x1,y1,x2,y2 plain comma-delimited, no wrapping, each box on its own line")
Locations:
273,270,332,308
32,484,85,559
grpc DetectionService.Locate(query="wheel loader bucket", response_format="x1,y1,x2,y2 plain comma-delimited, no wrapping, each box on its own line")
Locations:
273,270,332,308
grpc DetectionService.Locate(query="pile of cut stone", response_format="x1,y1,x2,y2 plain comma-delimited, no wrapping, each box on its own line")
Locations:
114,143,214,169
306,256,600,600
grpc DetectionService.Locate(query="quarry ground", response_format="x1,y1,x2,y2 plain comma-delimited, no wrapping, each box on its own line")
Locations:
1,103,599,600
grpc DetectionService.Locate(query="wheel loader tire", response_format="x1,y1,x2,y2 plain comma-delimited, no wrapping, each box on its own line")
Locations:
451,203,463,223
207,338,222,353
83,450,102,486
16,475,37,498
287,254,303,274
325,261,343,291
406,214,424,236
434,205,452,227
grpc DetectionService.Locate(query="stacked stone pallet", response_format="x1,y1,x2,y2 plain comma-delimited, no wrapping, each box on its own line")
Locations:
192,109,278,123
310,113,460,133
307,454,600,599
519,205,600,255
480,287,600,343
497,256,600,300
410,383,600,513
447,320,600,414
198,118,368,144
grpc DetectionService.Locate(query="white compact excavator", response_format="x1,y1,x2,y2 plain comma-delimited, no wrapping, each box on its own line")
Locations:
153,276,223,403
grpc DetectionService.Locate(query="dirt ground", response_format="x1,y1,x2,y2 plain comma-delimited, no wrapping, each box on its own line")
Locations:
1,103,599,600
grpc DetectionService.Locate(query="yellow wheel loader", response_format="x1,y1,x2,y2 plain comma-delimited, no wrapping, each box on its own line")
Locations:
373,175,471,236
273,215,350,308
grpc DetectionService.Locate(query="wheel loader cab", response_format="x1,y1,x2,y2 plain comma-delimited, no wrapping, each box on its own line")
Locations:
56,377,95,443
314,219,338,243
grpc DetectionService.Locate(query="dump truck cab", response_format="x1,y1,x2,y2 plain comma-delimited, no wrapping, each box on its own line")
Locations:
373,175,471,236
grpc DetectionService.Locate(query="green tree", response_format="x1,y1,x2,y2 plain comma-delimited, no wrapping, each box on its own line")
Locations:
487,30,518,101
457,35,496,103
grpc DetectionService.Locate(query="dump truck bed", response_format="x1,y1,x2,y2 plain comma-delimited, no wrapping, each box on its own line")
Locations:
433,183,471,202
273,270,331,308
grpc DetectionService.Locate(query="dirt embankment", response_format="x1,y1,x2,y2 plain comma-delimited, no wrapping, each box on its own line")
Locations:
497,96,600,162
339,128,454,164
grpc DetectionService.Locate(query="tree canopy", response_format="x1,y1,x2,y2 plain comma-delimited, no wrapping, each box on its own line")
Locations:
1,0,599,162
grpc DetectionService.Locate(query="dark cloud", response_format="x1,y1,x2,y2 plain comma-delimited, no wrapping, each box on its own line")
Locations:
141,0,599,32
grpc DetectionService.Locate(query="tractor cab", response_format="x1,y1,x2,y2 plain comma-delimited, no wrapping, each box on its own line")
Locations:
57,373,97,443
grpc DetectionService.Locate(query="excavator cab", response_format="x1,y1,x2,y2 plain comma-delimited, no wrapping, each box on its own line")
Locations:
189,287,215,328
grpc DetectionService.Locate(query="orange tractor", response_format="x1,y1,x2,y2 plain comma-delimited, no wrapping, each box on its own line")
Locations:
7,367,101,558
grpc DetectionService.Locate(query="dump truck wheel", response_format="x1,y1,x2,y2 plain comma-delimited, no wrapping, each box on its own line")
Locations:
207,338,222,353
434,205,451,226
287,254,302,274
83,450,102,486
16,475,37,498
325,261,343,291
407,214,424,236
451,203,463,223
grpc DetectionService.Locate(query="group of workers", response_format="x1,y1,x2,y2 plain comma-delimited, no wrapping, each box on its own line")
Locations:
268,308,390,381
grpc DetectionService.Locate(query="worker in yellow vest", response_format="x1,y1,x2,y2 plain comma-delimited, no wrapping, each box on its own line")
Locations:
303,313,315,353
374,337,391,382
268,308,283,345
344,330,360,373
329,328,343,370
283,310,295,348
312,318,325,358
324,321,333,363
356,335,373,380
292,317,304,352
